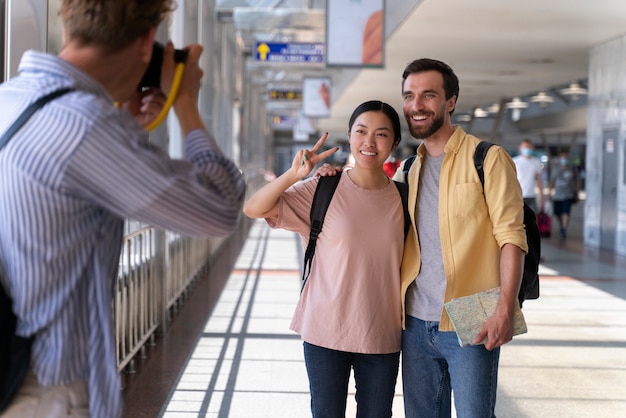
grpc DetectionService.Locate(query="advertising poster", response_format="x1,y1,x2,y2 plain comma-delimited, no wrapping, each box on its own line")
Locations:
302,77,331,118
294,110,316,141
326,0,385,67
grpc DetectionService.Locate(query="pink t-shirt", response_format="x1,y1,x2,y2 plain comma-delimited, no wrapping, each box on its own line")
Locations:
267,172,404,354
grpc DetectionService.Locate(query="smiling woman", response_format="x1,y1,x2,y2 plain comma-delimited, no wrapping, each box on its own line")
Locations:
346,100,402,188
242,99,405,417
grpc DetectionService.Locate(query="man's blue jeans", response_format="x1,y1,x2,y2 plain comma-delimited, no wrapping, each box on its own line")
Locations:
402,316,500,418
303,342,400,418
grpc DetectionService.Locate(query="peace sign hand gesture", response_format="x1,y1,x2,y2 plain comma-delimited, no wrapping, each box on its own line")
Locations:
243,133,339,220
291,132,339,179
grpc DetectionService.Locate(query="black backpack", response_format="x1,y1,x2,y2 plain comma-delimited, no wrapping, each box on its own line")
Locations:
0,287,32,413
301,173,410,291
0,88,74,413
402,141,540,307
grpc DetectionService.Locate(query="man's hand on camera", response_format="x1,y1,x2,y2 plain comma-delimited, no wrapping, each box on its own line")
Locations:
314,163,343,177
162,42,205,135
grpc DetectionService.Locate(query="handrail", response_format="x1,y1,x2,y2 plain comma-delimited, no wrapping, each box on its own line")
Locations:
114,223,236,374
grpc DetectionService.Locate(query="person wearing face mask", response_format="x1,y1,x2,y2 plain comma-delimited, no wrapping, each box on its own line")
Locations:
549,151,580,240
512,139,545,214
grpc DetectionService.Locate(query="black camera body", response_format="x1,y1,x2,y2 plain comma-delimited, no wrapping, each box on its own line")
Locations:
139,42,188,89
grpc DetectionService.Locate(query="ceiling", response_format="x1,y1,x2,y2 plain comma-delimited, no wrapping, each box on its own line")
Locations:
221,0,626,148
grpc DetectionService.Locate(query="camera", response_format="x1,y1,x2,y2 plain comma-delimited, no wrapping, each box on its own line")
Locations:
139,42,188,89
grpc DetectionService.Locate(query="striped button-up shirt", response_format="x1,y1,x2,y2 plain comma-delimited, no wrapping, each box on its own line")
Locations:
0,51,246,417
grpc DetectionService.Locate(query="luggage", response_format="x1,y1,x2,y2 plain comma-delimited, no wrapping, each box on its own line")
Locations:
537,211,552,238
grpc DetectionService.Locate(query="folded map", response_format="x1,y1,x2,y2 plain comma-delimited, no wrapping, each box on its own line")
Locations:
444,287,527,347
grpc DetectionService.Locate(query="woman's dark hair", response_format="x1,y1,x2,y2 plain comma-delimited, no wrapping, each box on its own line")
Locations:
401,58,460,115
348,100,402,147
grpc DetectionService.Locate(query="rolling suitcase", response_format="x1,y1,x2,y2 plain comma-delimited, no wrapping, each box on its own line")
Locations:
537,211,552,238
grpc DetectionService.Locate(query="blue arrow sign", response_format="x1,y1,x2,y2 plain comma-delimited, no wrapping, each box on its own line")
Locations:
255,42,324,63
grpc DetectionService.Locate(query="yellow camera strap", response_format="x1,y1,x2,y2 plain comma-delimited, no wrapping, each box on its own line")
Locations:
145,60,185,132
145,47,188,131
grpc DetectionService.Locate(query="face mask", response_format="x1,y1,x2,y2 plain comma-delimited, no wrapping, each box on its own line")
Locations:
560,158,568,165
520,148,533,157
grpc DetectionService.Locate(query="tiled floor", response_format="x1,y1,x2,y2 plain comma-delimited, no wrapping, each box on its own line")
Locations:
123,202,626,418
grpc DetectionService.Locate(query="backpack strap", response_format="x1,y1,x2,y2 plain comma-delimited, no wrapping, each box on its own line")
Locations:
399,155,418,237
393,180,410,238
0,88,74,150
301,174,411,293
473,141,541,306
402,154,417,184
474,141,495,188
301,174,342,292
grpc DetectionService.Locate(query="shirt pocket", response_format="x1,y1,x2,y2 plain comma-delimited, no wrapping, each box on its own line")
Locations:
454,182,486,219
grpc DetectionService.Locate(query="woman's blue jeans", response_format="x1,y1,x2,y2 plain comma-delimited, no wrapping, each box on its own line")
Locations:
303,342,400,418
402,315,500,418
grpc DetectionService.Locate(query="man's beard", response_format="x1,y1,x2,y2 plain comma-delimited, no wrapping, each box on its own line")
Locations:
406,112,445,140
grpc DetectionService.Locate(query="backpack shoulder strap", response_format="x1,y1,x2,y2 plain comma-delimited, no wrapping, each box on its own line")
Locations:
393,180,410,238
474,141,495,189
0,88,74,150
301,174,342,291
402,155,417,184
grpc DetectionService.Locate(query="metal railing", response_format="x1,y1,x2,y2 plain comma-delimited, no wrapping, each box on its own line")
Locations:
113,174,262,376
113,223,240,374
115,226,159,372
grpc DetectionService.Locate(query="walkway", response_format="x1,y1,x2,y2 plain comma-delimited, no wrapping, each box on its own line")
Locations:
123,204,626,418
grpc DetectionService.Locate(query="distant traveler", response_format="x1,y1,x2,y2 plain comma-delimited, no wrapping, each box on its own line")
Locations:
513,139,545,213
0,1,245,417
549,151,580,240
244,100,405,418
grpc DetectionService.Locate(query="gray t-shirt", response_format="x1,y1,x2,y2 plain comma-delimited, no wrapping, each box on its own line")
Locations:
406,153,446,321
551,165,577,201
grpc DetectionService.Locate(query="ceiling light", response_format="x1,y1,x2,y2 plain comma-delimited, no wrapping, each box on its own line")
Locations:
505,97,529,109
487,103,500,114
505,97,528,121
530,91,555,108
473,108,488,118
560,83,588,101
456,114,472,122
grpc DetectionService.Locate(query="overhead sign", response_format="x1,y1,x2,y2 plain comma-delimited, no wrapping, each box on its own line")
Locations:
255,42,324,63
302,77,331,118
268,89,302,101
294,111,316,141
272,116,297,130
